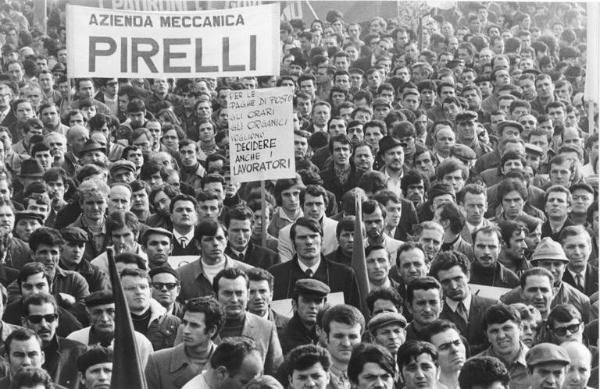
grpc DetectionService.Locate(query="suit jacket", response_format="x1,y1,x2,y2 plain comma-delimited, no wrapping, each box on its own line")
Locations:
172,237,201,256
278,217,338,262
225,242,280,270
237,312,284,376
562,264,599,297
440,294,496,355
145,343,207,389
269,256,362,309
460,219,492,245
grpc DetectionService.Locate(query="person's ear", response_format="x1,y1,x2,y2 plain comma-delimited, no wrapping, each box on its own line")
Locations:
215,366,227,381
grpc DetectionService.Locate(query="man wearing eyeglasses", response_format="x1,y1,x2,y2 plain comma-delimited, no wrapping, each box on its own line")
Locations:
545,304,587,347
21,292,86,388
149,266,183,318
67,290,153,367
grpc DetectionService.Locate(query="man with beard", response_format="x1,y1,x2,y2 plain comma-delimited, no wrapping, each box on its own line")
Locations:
476,304,530,389
224,206,279,269
379,136,405,196
362,199,403,265
21,292,87,388
470,226,520,288
141,227,173,269
559,226,598,296
121,268,180,350
59,227,108,292
91,211,147,276
401,170,428,209
321,304,364,389
430,251,495,354
145,296,224,389
213,268,283,375
150,266,183,318
67,291,153,366
368,311,407,356
279,278,329,355
424,320,467,389
146,185,177,230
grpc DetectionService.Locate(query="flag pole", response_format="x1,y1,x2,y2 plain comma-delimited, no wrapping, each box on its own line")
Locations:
106,247,148,389
261,180,267,247
351,195,370,315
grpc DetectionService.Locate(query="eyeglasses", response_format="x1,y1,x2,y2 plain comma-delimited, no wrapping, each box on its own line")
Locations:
151,282,179,290
27,313,58,324
552,322,581,336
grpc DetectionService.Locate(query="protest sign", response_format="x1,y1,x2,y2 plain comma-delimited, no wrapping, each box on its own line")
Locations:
228,87,296,184
66,3,279,78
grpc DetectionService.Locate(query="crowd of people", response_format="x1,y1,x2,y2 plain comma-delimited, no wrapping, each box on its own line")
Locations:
0,0,595,388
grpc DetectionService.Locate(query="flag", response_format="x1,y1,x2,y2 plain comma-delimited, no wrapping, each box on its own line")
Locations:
106,247,148,389
351,195,370,313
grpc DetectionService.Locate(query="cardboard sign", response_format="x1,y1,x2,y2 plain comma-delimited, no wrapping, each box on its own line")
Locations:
228,87,296,184
66,3,279,78
469,284,511,301
168,255,197,269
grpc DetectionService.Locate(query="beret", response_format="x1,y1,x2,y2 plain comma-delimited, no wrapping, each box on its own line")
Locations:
451,144,477,162
78,346,113,373
378,135,403,155
110,159,137,174
84,290,114,307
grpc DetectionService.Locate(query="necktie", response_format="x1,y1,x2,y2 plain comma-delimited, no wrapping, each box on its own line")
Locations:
576,274,584,291
179,237,187,248
456,301,469,325
305,268,313,278
238,252,244,262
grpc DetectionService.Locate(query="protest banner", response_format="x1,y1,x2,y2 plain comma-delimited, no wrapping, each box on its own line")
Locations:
228,87,296,184
66,3,279,78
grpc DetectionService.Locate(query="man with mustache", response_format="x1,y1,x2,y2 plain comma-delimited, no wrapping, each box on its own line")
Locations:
362,199,403,264
213,268,283,375
21,292,87,388
379,135,405,196
470,226,520,288
430,251,495,354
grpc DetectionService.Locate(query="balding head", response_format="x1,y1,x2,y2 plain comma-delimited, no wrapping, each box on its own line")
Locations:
561,341,591,389
67,125,89,142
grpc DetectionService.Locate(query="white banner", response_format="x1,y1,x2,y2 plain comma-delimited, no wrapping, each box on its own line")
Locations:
228,87,295,184
66,3,280,78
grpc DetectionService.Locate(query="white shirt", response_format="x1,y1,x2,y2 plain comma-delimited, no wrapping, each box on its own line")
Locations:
298,259,320,276
445,291,472,317
201,258,226,285
174,229,195,247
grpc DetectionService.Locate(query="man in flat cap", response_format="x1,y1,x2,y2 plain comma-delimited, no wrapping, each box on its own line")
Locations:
109,159,137,184
59,227,108,292
526,343,571,389
368,311,407,355
67,290,154,368
78,346,113,389
455,111,492,158
279,278,330,355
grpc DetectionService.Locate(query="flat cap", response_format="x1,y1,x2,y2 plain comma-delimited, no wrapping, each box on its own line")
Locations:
78,346,113,373
455,111,478,123
19,159,44,177
142,227,173,241
293,278,330,297
451,144,477,163
531,237,569,263
526,343,570,367
497,120,524,135
429,182,455,199
525,143,544,157
372,97,391,108
149,265,179,280
411,61,434,73
14,211,44,224
378,135,403,155
368,312,407,333
84,290,114,307
110,159,136,174
60,227,88,243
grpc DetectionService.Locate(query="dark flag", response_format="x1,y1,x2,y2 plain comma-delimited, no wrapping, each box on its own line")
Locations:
351,196,370,311
106,247,148,388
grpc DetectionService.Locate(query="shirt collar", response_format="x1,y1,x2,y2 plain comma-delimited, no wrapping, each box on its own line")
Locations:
445,290,472,313
298,259,320,274
173,229,194,243
568,266,586,280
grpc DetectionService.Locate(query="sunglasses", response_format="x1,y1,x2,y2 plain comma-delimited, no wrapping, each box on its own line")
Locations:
27,314,58,324
552,322,581,336
151,282,179,291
